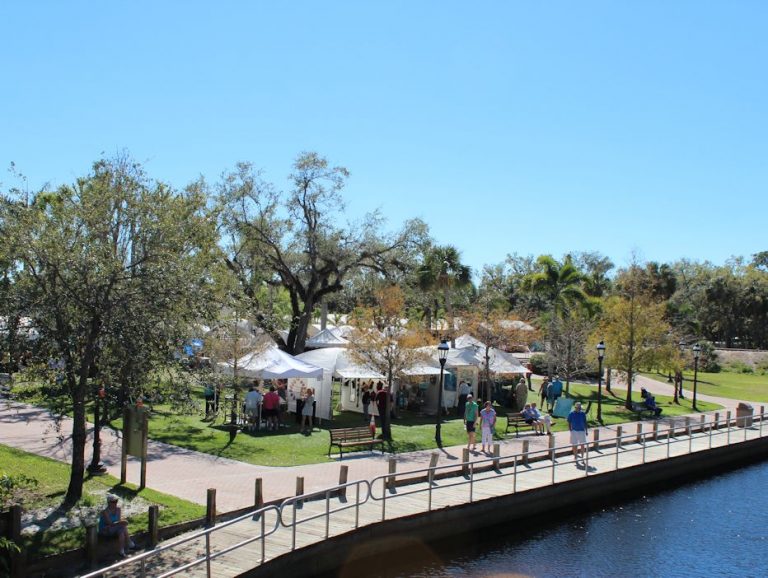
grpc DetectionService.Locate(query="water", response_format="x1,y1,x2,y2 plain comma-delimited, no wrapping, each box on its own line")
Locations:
335,460,768,578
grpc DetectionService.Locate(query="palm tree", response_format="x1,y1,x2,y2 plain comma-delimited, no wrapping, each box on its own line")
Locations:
418,245,472,344
522,255,589,316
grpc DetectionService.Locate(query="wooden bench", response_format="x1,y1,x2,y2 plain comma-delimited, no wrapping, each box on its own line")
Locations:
630,402,659,419
328,426,385,459
505,412,536,437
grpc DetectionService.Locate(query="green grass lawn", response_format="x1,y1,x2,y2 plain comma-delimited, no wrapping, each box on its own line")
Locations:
0,444,205,558
104,379,720,467
642,370,768,403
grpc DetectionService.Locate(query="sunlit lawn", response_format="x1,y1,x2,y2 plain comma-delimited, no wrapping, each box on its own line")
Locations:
105,380,721,467
643,370,768,403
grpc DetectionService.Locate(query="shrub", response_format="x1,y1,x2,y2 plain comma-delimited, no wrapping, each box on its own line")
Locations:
529,353,549,375
725,360,754,374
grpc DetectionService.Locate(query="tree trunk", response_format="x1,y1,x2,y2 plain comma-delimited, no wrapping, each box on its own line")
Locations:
64,374,87,507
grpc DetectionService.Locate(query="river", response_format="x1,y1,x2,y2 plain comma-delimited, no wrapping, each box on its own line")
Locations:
333,459,768,578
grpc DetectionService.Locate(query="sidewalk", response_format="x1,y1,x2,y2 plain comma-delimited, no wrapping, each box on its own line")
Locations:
0,376,744,514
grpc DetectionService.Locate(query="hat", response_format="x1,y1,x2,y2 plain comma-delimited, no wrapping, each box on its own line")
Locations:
107,494,118,503
467,394,473,399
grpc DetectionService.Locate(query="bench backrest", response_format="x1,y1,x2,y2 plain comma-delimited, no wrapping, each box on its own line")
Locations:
330,427,373,442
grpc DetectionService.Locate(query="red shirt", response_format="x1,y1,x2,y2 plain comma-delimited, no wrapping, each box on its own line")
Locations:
263,391,280,410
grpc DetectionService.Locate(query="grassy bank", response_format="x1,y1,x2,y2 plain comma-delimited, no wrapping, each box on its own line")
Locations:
643,371,768,403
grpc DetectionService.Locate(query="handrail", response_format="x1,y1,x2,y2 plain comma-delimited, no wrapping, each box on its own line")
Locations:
78,504,281,578
79,408,765,577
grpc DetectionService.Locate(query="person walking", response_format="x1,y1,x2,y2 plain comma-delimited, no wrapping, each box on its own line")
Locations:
479,400,496,453
457,380,471,417
567,401,588,461
301,388,315,434
361,385,371,423
463,394,479,451
538,377,550,410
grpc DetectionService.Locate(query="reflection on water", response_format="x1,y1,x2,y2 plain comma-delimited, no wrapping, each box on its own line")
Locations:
330,460,768,578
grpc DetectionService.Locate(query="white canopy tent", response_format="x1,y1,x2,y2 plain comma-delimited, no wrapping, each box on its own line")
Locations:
296,347,384,414
217,344,331,420
305,328,350,349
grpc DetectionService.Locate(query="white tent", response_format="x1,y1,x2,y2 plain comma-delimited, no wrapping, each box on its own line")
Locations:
217,345,331,420
305,328,350,349
296,347,384,414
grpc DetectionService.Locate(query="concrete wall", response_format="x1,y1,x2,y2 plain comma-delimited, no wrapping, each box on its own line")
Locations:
240,436,768,578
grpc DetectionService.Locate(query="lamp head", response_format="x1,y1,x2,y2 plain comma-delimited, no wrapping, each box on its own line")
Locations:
596,340,605,359
693,343,701,359
438,339,449,363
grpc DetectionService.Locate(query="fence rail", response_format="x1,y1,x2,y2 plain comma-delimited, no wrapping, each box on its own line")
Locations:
79,408,766,578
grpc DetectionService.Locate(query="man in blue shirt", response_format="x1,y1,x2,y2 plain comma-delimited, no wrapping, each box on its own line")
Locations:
567,401,588,460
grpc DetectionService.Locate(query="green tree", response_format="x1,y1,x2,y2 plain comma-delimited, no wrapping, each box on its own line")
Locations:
218,153,427,354
1,155,217,506
522,254,589,317
418,244,472,343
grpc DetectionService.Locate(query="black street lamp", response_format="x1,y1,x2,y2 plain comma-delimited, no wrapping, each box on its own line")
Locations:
677,340,686,402
87,383,107,475
596,340,605,424
692,343,701,411
435,339,449,446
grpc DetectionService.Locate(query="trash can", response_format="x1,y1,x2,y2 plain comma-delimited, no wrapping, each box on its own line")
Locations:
736,402,753,428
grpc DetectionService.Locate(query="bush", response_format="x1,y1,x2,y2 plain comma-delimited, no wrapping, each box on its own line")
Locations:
529,353,549,375
725,360,754,374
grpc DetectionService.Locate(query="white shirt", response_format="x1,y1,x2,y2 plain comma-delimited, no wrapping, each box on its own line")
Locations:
459,382,471,396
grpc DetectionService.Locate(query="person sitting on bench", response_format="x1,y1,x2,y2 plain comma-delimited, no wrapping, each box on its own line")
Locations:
640,388,663,417
99,495,137,558
521,403,545,435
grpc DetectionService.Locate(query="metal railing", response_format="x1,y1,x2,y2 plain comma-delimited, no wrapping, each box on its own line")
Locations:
80,409,765,577
80,504,281,578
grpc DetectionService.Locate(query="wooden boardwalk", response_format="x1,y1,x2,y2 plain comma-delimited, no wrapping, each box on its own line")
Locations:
84,416,767,578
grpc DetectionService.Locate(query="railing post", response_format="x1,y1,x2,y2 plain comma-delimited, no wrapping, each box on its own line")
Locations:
493,443,500,469
727,411,732,444
148,505,159,548
714,412,720,430
296,476,305,509
338,466,348,499
592,428,600,451
710,414,714,448
667,426,672,458
522,440,530,466
548,434,556,460
428,451,439,484
688,425,693,453
700,415,706,433
205,488,217,528
684,416,691,431
387,457,397,490
85,523,98,569
255,478,264,508
653,421,659,442
761,406,765,437
462,447,470,476
616,426,623,449
636,423,642,444
513,456,518,493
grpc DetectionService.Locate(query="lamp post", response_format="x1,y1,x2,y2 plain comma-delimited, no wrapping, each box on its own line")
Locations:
596,341,605,424
87,383,107,475
435,339,449,446
677,340,686,402
692,343,701,411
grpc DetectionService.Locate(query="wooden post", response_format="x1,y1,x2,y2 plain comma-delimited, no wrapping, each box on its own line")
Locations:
254,478,264,508
9,505,24,578
205,489,217,528
462,448,470,476
337,467,348,499
387,457,397,489
522,440,530,466
714,412,720,430
85,524,98,569
140,410,148,490
492,443,500,469
726,410,732,428
616,426,623,449
549,433,556,460
652,420,658,441
121,407,128,485
148,505,159,548
636,423,643,444
428,452,439,484
684,416,691,430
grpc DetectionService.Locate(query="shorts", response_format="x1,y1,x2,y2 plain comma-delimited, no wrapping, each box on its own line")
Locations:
524,418,535,425
99,525,121,537
466,421,476,433
570,430,587,445
263,408,278,417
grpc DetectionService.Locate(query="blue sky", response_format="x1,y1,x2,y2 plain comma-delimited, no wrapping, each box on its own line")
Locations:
2,1,766,277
